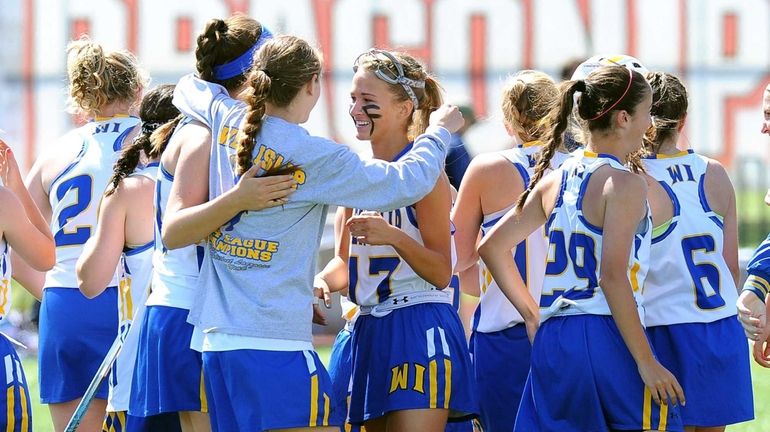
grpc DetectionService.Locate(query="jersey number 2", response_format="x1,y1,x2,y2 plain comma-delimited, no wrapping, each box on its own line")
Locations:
54,174,93,247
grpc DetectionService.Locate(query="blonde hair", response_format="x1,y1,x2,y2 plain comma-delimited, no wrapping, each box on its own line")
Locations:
66,37,148,116
501,70,558,142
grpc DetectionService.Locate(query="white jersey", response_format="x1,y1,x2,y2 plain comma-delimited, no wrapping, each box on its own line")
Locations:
108,165,157,412
348,145,449,307
641,150,737,326
147,119,204,310
45,116,140,289
474,143,572,333
540,150,650,322
341,215,459,328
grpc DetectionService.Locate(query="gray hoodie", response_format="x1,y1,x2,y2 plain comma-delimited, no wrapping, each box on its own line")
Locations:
172,74,451,343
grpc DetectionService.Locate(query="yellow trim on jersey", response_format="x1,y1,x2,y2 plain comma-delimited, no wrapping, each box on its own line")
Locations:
519,140,543,148
658,401,668,431
6,385,14,432
309,374,319,426
19,386,28,432
480,268,492,294
746,275,770,296
199,370,208,413
323,393,331,426
443,359,452,409
0,279,9,316
94,114,131,121
119,277,133,321
428,360,438,408
653,150,690,159
642,387,652,430
629,262,641,292
584,150,599,158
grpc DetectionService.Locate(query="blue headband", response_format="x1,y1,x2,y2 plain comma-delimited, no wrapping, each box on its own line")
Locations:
212,27,274,80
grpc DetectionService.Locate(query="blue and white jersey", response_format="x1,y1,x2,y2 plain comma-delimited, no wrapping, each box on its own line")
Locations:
474,143,571,333
539,150,650,322
45,116,140,289
641,150,737,326
108,164,157,412
147,119,204,310
348,144,451,307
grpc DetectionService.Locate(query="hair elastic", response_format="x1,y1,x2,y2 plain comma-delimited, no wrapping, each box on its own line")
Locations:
587,68,633,121
212,27,274,80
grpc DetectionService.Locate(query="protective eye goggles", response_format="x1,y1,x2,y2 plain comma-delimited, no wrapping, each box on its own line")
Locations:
354,49,425,108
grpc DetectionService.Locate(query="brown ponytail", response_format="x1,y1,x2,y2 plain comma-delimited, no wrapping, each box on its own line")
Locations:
643,71,688,155
196,15,265,91
235,35,321,175
106,84,178,195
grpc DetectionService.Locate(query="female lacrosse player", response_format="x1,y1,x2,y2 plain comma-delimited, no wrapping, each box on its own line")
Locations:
76,84,180,431
315,49,477,432
21,37,146,431
642,72,753,431
451,70,569,432
0,138,55,431
129,16,288,432
478,66,685,431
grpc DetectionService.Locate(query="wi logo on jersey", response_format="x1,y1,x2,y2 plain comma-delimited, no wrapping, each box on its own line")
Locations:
667,164,695,184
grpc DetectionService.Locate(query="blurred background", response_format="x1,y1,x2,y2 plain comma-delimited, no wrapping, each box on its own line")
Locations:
2,0,770,430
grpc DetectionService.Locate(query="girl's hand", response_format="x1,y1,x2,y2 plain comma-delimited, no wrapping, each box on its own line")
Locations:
0,139,23,189
429,104,465,134
347,212,398,246
231,163,297,211
737,290,766,340
637,358,685,407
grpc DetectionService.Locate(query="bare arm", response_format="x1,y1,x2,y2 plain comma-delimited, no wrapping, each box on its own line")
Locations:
458,263,480,297
315,207,353,294
0,188,54,274
452,153,527,272
477,178,551,341
451,161,485,272
161,126,296,249
10,151,55,298
76,174,154,298
704,159,739,287
600,172,684,407
76,188,126,298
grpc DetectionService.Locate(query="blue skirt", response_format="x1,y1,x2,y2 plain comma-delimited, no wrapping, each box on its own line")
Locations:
203,349,344,431
39,287,117,403
471,324,531,432
515,315,683,432
349,302,478,424
129,305,205,416
647,316,754,426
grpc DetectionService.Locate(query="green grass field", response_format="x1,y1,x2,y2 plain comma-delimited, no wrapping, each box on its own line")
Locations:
20,345,770,431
